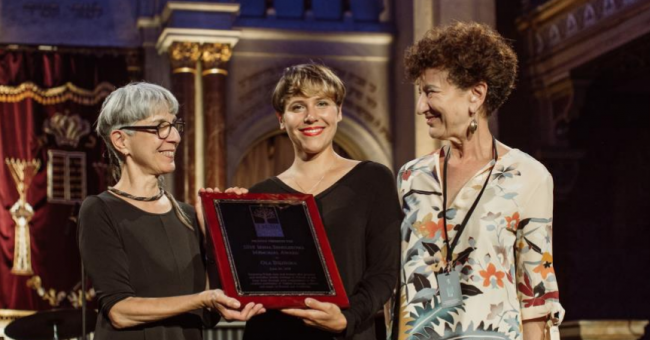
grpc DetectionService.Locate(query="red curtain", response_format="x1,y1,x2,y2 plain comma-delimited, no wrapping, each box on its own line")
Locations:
0,48,131,310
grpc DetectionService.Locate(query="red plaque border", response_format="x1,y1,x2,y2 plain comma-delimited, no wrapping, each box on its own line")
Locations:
200,192,350,309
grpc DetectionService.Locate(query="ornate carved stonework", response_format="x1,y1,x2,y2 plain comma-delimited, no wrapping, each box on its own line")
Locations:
43,112,91,148
201,43,232,75
169,42,201,73
519,0,648,58
517,0,650,164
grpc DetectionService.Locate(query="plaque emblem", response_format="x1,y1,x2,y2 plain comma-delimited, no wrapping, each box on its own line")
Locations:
250,206,284,238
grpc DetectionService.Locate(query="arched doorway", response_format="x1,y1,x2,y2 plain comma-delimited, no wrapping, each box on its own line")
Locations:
232,133,352,188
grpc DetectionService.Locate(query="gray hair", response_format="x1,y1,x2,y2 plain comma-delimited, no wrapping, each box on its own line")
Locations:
96,82,179,142
96,82,193,230
96,82,178,175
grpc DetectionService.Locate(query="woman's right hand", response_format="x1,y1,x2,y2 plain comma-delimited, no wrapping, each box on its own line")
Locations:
223,186,248,195
196,187,249,236
201,289,265,321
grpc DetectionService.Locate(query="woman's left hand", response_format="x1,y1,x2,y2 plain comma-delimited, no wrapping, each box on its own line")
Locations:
281,298,347,333
202,289,265,322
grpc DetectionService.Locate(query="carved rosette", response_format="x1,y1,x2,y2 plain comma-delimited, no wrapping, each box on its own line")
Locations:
43,112,91,148
169,42,201,74
201,43,232,76
5,158,41,275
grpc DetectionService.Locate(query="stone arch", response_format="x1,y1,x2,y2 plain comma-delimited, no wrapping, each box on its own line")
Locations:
227,111,391,185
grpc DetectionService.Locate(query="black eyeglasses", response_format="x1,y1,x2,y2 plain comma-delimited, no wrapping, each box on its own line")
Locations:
120,119,185,139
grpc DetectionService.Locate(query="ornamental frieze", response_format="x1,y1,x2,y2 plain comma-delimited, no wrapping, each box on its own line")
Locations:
519,0,645,57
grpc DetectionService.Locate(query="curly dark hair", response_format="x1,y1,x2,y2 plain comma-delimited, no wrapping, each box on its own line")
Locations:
404,22,518,115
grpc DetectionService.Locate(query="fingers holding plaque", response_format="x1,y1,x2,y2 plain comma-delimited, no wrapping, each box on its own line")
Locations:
200,192,349,309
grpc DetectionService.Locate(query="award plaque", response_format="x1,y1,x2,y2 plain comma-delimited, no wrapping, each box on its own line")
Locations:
200,192,349,309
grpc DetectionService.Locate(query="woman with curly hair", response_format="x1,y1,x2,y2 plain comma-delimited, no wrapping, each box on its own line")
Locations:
395,23,564,340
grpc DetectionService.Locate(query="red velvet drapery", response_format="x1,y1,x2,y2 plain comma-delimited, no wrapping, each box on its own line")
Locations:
0,48,131,310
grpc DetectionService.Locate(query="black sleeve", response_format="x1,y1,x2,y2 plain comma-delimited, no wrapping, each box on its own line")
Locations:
340,164,401,337
179,202,221,328
78,196,135,319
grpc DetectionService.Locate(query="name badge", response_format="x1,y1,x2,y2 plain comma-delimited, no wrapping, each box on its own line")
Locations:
436,270,463,307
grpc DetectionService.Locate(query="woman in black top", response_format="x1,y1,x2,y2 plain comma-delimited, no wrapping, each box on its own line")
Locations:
243,64,401,340
78,82,264,339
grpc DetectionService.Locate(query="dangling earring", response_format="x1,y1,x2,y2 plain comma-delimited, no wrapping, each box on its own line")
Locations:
468,118,478,134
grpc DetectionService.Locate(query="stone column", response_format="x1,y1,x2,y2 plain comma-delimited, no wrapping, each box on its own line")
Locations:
169,42,200,203
200,43,232,190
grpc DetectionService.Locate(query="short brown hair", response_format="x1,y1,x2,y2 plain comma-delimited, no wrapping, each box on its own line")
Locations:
272,64,346,113
405,22,518,114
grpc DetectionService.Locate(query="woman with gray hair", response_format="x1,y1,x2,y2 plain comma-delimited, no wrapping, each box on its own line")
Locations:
78,82,264,339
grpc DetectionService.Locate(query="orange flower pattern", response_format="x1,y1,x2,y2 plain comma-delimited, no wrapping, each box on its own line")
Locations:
396,148,564,340
505,212,520,232
480,263,506,288
533,252,555,279
412,213,454,239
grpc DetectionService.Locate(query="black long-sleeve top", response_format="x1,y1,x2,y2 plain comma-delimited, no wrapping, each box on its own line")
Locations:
243,161,401,340
78,192,218,339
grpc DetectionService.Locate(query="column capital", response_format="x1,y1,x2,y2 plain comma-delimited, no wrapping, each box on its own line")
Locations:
169,41,201,74
156,29,241,55
153,1,241,56
201,43,232,76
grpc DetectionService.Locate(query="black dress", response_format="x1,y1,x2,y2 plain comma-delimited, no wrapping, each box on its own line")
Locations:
244,161,401,340
78,192,218,339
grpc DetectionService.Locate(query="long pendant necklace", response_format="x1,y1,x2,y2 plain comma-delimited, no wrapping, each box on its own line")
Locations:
293,161,336,194
441,136,498,272
108,186,164,202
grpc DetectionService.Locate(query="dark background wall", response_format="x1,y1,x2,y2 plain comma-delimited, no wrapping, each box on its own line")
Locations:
498,2,650,338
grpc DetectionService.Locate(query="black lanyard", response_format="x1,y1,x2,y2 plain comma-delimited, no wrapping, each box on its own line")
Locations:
441,137,498,271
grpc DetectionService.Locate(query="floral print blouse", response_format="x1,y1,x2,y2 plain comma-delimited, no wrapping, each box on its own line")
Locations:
394,147,564,340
